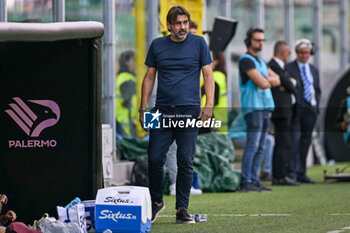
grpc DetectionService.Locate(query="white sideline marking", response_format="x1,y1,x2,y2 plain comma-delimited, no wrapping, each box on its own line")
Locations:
159,213,350,218
212,214,290,217
158,213,290,218
324,225,350,233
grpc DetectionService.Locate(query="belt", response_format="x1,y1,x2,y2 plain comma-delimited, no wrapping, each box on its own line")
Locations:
169,105,195,108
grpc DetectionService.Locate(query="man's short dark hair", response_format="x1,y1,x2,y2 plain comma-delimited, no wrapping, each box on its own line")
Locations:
212,52,226,75
166,5,191,25
189,21,198,29
244,27,264,48
274,40,289,56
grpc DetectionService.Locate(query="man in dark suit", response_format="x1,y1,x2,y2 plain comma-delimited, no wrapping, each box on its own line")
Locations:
286,39,321,184
268,41,299,186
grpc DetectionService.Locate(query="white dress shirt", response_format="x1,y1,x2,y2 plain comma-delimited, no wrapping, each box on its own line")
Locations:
273,57,296,105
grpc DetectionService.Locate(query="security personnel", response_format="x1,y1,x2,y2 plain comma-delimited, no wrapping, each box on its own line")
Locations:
116,50,137,137
202,52,228,133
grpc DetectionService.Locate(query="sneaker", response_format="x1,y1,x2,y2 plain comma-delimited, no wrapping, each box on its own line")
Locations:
240,182,260,192
327,159,336,166
259,171,272,181
151,202,165,223
254,182,272,192
169,184,176,196
190,187,202,195
297,176,316,184
272,177,300,186
176,208,195,224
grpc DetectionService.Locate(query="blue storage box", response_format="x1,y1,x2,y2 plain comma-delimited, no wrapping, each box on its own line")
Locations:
95,186,151,233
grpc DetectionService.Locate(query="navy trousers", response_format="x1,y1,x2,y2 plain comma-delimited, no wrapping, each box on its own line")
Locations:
289,106,317,180
147,106,200,209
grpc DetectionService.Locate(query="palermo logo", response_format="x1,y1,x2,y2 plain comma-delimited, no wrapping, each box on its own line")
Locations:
5,97,60,137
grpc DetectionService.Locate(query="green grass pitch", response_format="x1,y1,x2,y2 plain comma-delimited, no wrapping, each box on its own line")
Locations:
150,163,350,233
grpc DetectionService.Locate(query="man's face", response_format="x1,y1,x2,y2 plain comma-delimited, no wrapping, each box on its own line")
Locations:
250,32,265,52
189,27,197,35
126,56,135,73
167,14,189,40
296,46,311,63
281,46,291,62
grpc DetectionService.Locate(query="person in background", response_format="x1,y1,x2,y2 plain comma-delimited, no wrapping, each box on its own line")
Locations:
202,52,228,133
116,50,137,138
167,20,203,196
0,194,17,231
259,132,275,181
189,21,198,34
268,41,300,186
0,194,41,233
228,112,275,182
336,87,350,145
286,39,321,184
238,27,280,192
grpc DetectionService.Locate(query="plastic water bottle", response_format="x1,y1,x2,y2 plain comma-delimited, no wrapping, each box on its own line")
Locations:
65,197,82,209
190,214,208,222
103,229,112,233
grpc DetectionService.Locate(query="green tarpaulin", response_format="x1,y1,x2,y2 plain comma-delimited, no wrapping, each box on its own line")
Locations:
117,133,241,192
194,133,241,192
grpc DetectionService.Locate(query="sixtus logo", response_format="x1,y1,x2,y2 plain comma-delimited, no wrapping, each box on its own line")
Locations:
98,210,137,222
5,97,60,148
104,196,134,204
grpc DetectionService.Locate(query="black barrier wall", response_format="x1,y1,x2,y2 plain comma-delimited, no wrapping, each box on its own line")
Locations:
324,69,350,162
0,23,103,223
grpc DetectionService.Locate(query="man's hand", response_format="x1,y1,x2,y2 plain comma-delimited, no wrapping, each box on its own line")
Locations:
139,110,147,131
268,75,280,87
0,210,17,226
267,69,281,87
5,211,16,222
198,107,213,122
340,122,349,132
0,194,8,205
139,67,156,131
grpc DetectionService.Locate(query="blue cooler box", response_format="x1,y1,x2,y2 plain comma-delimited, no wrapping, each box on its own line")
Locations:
95,186,151,233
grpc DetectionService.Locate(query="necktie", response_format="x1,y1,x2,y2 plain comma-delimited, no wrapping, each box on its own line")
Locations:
301,65,311,103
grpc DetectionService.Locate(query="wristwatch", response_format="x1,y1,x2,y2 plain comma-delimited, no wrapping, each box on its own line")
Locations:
139,107,146,112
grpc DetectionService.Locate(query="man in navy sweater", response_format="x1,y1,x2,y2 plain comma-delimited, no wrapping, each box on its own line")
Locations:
139,6,214,224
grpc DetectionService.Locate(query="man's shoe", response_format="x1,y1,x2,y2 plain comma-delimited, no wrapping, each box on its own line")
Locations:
272,177,300,186
327,159,336,166
240,183,260,192
190,187,203,195
284,176,300,185
260,171,273,181
254,182,272,192
176,208,195,224
152,202,165,223
169,184,176,196
297,176,316,184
